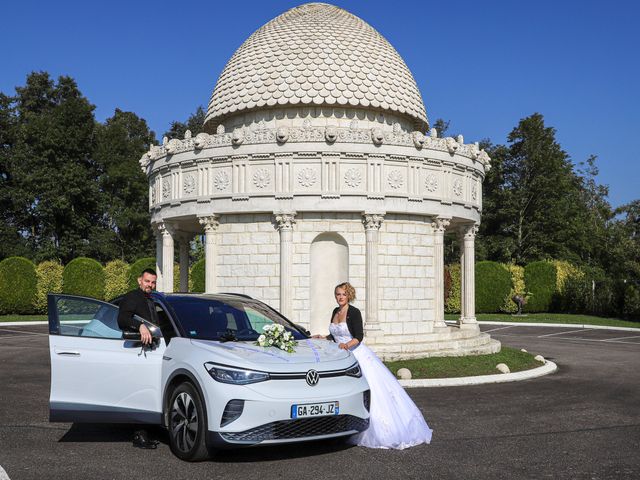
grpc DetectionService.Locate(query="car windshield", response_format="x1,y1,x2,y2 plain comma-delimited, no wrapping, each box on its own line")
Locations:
166,296,308,341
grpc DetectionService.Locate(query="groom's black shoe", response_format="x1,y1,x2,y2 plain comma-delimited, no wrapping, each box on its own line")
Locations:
132,429,159,449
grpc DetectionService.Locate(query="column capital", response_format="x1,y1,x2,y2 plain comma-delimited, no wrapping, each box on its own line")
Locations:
274,212,296,231
362,212,385,231
153,221,175,237
198,215,220,233
431,216,452,234
459,223,479,239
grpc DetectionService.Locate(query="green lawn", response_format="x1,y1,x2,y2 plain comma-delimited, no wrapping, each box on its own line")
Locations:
0,314,47,322
445,313,640,329
384,346,543,379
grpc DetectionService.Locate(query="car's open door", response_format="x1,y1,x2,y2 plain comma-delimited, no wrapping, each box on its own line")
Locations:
48,294,165,424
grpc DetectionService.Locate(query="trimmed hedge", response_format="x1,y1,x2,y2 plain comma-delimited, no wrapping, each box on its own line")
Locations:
475,261,511,313
34,261,64,313
105,260,130,301
128,257,156,290
444,264,461,314
63,257,105,300
0,257,37,314
500,263,525,313
623,285,640,319
524,261,557,312
190,259,205,293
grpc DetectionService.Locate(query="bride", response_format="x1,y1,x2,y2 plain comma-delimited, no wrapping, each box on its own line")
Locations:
315,282,432,449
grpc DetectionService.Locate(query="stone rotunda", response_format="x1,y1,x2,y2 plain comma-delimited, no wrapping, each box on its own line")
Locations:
139,2,500,359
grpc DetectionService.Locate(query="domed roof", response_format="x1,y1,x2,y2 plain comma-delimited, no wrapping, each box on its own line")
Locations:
204,3,428,132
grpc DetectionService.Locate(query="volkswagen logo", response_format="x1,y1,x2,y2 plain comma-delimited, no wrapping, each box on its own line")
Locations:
305,369,319,386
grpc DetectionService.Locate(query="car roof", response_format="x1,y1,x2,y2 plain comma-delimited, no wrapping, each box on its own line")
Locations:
151,292,255,302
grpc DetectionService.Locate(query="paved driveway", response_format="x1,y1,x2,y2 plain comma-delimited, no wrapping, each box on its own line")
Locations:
0,323,638,480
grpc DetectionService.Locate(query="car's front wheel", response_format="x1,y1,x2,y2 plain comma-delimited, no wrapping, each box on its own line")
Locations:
168,382,210,461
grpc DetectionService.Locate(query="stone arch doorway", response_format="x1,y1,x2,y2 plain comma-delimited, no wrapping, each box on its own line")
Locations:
310,232,349,335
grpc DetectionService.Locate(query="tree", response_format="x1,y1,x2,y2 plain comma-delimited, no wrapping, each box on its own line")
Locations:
164,106,206,139
483,113,592,265
3,72,105,263
93,109,156,261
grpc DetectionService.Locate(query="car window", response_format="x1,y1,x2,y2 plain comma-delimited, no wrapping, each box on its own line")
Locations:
56,297,123,340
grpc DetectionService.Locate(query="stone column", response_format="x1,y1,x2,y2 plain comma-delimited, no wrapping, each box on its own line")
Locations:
362,213,384,339
152,223,164,291
432,217,451,329
178,234,192,293
198,215,219,294
460,223,479,330
275,212,296,319
157,222,175,293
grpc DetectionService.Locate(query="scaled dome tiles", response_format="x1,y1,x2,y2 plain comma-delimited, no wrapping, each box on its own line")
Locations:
204,3,429,132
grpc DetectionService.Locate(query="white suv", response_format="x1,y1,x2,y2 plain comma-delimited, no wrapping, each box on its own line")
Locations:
48,293,370,461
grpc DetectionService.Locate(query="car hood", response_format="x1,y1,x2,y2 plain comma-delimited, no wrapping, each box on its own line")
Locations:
189,338,352,371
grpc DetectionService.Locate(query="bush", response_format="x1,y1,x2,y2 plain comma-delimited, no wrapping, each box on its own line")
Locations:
128,257,156,290
190,259,205,293
524,261,557,312
444,264,461,314
104,260,130,301
623,285,640,320
0,257,37,314
63,258,105,300
475,261,512,313
500,263,525,313
34,261,64,313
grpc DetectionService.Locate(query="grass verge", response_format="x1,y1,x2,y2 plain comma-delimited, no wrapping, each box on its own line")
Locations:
444,313,639,329
384,346,543,379
0,315,47,322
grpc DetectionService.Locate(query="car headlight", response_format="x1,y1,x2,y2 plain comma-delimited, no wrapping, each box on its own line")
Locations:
345,363,362,378
204,362,270,385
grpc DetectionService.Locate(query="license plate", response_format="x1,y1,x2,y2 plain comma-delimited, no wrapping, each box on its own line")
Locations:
291,401,339,418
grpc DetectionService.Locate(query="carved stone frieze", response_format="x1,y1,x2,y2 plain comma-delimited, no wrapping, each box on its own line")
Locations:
183,174,196,195
387,170,404,189
297,168,317,187
213,171,230,191
252,168,271,188
344,168,362,188
425,173,438,192
162,178,171,200
453,178,463,197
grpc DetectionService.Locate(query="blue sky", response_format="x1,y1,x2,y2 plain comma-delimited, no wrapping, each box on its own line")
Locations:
2,0,638,207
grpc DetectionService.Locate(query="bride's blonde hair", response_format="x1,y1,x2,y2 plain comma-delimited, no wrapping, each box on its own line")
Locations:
335,282,356,303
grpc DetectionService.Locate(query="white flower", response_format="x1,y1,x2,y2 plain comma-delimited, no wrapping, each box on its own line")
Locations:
258,335,266,343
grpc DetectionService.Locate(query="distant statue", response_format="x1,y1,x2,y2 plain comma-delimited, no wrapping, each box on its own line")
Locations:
512,292,532,316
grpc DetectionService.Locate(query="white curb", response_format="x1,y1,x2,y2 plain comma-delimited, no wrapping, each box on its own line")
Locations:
0,321,48,326
399,360,558,388
446,320,640,332
0,465,10,480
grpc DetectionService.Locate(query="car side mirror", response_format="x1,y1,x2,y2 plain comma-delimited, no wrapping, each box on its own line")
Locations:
122,331,161,346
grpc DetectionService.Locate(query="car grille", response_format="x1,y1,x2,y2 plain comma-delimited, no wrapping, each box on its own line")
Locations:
220,415,369,443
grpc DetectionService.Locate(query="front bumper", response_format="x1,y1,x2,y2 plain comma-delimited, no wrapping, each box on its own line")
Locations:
208,414,369,447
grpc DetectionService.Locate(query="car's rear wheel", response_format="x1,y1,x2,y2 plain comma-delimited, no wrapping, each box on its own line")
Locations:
168,382,210,461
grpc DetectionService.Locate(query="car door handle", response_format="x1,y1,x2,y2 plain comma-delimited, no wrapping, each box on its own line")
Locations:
56,351,80,357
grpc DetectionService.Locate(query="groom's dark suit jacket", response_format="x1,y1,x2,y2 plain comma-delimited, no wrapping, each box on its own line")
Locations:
117,288,157,332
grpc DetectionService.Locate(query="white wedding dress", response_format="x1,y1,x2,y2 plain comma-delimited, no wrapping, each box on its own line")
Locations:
329,322,432,449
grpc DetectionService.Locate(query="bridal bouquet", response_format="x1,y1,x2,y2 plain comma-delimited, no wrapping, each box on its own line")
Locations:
256,324,297,353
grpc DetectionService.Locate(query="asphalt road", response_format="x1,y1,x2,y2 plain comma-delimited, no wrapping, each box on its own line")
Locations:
0,323,639,480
